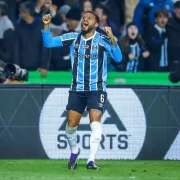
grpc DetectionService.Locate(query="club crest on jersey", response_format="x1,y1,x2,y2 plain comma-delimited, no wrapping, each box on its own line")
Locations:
75,44,79,49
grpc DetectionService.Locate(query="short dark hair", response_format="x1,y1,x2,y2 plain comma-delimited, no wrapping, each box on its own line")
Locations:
85,10,100,23
174,1,180,9
154,9,169,18
96,4,110,17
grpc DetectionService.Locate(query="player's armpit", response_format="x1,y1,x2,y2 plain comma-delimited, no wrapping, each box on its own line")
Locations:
60,33,79,46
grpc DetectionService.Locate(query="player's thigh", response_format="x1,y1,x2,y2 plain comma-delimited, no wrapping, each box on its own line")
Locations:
87,91,107,122
66,91,86,127
88,109,102,122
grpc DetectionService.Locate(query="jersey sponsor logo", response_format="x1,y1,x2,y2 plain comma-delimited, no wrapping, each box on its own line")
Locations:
74,53,98,59
39,88,146,160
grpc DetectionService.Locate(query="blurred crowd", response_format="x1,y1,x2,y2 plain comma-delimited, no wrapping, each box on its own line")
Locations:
0,0,180,77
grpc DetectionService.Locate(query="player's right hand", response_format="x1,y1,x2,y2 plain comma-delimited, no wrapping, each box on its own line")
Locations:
42,14,52,25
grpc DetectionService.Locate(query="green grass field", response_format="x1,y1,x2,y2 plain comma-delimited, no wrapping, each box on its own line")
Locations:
0,160,179,180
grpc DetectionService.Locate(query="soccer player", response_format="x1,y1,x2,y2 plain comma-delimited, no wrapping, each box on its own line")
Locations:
41,11,122,170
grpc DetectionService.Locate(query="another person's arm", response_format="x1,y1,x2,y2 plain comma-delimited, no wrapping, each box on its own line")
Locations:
35,0,62,25
133,0,150,34
0,29,14,63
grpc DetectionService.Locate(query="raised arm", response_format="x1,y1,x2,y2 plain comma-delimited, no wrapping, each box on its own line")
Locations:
101,27,122,62
41,14,62,48
41,14,78,48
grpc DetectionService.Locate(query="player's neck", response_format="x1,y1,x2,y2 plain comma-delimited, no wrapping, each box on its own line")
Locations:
82,30,96,39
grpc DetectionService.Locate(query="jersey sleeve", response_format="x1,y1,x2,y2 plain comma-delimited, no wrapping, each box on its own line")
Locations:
100,36,122,62
60,32,79,46
41,29,78,48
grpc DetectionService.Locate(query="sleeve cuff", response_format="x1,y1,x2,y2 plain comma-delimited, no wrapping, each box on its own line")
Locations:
41,29,50,33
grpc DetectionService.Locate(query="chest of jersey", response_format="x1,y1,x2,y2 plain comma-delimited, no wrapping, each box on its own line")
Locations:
74,37,99,61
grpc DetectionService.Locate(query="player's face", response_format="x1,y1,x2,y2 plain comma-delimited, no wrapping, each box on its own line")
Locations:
81,13,98,33
156,14,168,28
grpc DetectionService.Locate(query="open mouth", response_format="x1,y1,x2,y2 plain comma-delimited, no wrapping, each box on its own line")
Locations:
82,21,89,29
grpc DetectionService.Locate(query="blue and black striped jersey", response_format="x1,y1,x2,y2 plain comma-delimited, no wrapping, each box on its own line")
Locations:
42,29,122,91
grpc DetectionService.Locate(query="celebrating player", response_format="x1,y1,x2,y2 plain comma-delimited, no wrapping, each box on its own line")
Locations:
41,11,122,170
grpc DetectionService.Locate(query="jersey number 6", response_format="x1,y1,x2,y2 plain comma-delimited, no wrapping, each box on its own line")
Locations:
100,94,105,103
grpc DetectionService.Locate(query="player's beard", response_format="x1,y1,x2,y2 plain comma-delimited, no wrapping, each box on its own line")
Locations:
81,25,95,35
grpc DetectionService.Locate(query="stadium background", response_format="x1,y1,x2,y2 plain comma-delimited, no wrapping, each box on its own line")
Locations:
1,0,180,179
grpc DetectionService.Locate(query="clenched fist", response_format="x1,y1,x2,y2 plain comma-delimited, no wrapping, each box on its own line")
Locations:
103,27,113,38
103,27,117,46
42,14,52,25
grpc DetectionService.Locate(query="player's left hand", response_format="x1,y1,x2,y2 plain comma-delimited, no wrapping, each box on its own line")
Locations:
103,27,114,38
37,68,48,78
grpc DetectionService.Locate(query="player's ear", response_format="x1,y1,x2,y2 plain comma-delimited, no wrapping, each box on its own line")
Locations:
95,22,98,28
